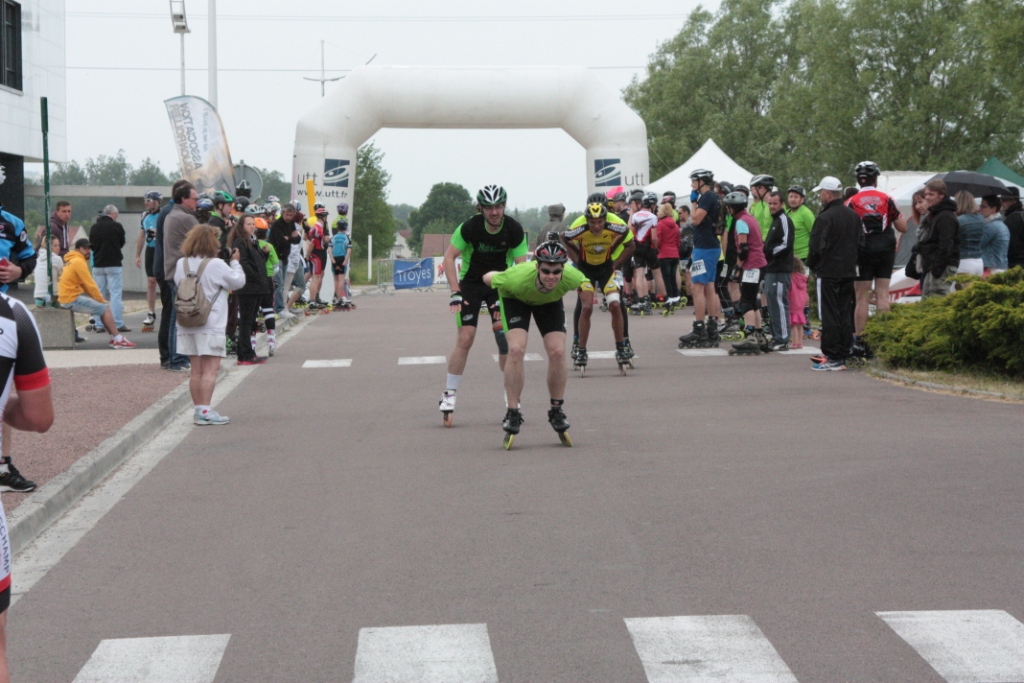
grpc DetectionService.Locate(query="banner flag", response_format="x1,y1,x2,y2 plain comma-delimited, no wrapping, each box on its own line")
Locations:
394,259,435,290
164,95,236,194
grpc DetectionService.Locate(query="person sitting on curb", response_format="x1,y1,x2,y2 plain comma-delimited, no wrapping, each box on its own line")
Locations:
58,239,136,349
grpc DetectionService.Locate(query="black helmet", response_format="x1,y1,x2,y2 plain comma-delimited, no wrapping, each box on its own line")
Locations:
733,184,750,196
690,168,714,184
534,241,569,264
641,192,659,208
611,191,627,203
723,191,749,207
628,189,645,203
234,197,251,212
750,174,776,190
787,185,806,197
235,179,252,198
587,192,607,205
854,161,881,180
718,182,734,195
477,185,507,206
585,202,608,219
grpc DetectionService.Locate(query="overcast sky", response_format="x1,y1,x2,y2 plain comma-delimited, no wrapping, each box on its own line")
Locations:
57,0,717,209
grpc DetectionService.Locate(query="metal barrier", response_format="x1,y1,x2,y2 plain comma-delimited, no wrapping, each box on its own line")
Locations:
377,258,395,292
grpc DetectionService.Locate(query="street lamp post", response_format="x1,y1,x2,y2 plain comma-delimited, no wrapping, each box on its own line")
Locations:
169,1,190,96
208,0,217,107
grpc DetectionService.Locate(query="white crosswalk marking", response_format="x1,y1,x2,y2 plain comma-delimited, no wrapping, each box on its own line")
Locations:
493,353,543,361
586,351,619,359
625,615,798,683
877,609,1024,683
72,634,231,683
352,623,499,683
398,356,447,365
677,349,729,357
302,359,353,368
777,347,819,355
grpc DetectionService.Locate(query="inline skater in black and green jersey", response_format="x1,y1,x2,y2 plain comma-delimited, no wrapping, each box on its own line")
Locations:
439,185,528,426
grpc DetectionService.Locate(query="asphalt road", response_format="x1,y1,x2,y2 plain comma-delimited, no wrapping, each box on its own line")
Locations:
9,289,1024,682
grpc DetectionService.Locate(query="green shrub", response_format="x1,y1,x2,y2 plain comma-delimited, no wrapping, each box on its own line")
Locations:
863,268,1024,377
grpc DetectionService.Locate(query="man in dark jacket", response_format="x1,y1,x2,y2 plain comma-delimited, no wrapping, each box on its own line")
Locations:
763,191,794,350
269,203,303,313
159,182,198,371
1001,187,1024,270
89,205,128,331
155,180,190,370
913,178,961,298
806,176,861,370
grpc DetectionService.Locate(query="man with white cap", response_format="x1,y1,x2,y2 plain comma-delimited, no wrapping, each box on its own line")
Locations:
805,176,861,371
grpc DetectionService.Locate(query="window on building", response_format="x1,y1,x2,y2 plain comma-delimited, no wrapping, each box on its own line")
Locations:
0,0,21,92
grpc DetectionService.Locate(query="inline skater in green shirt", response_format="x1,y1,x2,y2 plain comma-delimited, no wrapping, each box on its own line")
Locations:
484,240,583,449
439,185,528,426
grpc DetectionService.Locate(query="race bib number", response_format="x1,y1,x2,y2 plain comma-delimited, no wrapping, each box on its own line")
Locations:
742,268,760,284
690,259,707,276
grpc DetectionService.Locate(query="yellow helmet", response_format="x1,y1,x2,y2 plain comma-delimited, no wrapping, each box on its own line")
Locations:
585,202,608,219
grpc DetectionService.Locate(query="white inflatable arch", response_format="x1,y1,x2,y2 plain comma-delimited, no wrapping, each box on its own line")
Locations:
292,65,649,228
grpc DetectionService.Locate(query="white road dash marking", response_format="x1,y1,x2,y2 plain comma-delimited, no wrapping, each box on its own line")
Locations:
302,359,353,368
352,623,498,683
877,609,1024,683
398,356,447,365
677,349,729,357
587,351,618,359
778,346,819,355
625,615,798,683
493,353,543,361
72,634,231,683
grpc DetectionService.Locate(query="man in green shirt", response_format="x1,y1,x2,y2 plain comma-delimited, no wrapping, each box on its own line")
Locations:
786,185,816,260
749,174,775,236
484,241,584,448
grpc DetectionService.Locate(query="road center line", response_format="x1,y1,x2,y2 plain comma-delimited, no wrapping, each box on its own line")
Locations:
398,356,447,365
302,359,353,368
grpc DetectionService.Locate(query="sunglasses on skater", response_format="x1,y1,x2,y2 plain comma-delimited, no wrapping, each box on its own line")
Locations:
539,267,563,275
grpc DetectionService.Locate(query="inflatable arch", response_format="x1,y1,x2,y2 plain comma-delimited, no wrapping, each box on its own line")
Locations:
292,65,650,229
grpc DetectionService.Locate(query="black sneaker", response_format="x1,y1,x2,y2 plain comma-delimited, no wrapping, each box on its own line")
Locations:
0,456,36,492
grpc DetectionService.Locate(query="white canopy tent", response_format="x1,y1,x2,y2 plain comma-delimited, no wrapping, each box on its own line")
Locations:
645,138,754,196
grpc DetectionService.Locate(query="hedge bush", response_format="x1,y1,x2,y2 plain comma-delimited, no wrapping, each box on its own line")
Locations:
863,268,1024,377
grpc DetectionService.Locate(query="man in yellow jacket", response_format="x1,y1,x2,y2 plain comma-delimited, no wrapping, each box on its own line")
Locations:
59,239,136,349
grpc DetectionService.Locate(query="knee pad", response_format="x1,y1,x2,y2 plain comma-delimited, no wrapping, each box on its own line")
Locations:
494,330,509,355
605,292,621,305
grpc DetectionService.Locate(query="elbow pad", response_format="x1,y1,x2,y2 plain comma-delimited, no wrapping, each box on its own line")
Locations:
738,243,749,262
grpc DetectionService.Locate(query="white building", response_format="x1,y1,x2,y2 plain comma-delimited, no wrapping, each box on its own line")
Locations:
0,0,66,217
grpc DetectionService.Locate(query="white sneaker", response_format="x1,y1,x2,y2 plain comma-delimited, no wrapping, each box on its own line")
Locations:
268,337,277,356
194,409,230,425
439,392,456,412
279,310,296,320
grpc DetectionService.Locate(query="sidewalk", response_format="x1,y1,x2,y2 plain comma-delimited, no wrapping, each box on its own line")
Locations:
3,306,309,553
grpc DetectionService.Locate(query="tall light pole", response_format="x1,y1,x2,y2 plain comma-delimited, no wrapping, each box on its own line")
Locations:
208,0,217,107
169,1,190,96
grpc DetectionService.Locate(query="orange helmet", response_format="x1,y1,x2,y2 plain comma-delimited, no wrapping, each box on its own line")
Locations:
254,217,269,230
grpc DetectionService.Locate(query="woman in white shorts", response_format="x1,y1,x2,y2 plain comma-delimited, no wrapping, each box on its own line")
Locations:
174,225,246,425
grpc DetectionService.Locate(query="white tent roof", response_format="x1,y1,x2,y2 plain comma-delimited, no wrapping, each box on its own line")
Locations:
645,138,754,196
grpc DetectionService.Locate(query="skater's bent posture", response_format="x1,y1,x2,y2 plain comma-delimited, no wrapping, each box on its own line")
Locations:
483,240,585,442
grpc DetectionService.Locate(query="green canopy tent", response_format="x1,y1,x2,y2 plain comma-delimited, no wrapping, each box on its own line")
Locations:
976,157,1024,188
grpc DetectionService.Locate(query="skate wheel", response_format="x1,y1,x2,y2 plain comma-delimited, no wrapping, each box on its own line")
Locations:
442,412,453,427
558,431,572,447
811,330,821,340
503,432,515,450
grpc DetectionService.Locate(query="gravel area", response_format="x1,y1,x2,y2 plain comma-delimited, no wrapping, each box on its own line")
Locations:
1,366,189,512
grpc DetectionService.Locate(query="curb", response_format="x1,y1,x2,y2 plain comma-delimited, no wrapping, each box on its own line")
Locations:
865,366,1022,402
8,314,304,556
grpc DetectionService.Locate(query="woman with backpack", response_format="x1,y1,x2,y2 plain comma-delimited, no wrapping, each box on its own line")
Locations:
174,225,246,425
226,214,271,366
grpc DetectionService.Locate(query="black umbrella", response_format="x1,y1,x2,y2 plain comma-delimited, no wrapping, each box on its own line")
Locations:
930,171,1008,197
